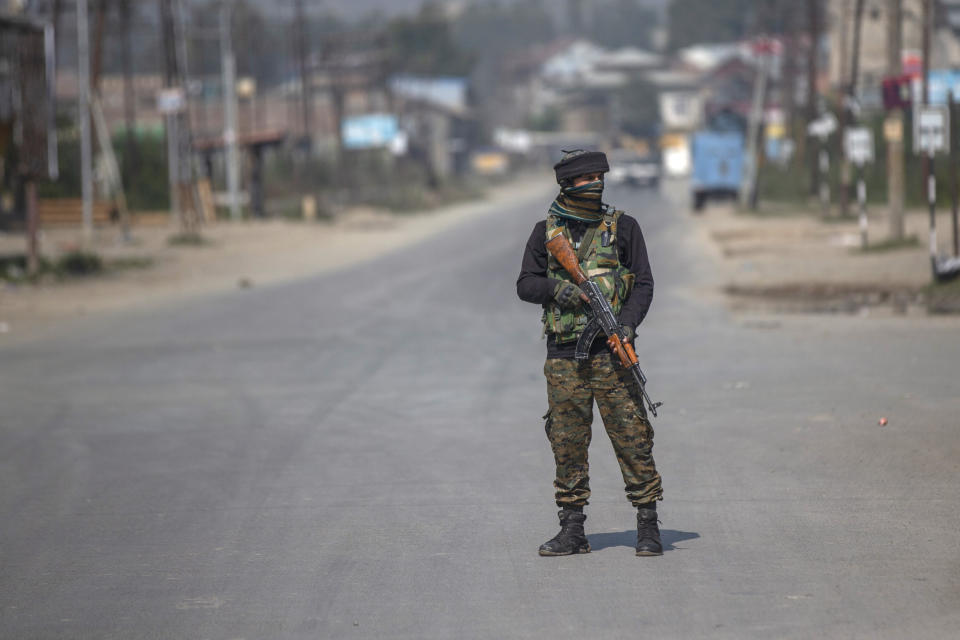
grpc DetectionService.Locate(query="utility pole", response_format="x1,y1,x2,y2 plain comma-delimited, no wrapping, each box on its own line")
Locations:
159,0,180,224
807,0,821,198
922,0,936,269
740,39,769,210
77,0,93,241
120,0,138,181
293,0,312,144
949,92,959,257
91,0,107,89
886,0,905,241
220,1,241,221
839,0,867,218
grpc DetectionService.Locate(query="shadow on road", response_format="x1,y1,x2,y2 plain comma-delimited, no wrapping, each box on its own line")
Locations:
587,529,700,552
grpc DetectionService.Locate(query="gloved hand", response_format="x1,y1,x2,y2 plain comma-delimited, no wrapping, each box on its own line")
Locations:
553,281,587,309
607,324,635,351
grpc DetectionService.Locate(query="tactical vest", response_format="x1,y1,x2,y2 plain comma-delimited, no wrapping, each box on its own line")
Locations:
542,208,635,343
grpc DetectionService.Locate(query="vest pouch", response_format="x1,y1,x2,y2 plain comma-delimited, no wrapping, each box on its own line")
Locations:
558,307,588,338
543,303,589,342
615,269,635,305
591,271,618,303
595,243,619,268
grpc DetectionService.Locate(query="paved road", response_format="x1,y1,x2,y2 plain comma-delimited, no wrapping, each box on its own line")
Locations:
2,181,959,639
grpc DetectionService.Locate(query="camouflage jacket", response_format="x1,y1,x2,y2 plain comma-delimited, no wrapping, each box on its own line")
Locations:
541,208,636,344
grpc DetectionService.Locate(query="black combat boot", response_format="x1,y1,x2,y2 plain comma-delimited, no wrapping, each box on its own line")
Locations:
538,509,590,556
635,508,663,556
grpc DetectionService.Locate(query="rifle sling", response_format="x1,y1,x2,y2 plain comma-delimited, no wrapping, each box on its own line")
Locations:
576,225,598,263
574,209,615,263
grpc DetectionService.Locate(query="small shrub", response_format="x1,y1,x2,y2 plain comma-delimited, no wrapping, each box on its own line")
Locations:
0,254,56,282
56,250,103,276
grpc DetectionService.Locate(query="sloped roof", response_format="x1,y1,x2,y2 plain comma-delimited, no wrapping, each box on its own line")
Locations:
597,46,662,69
678,42,748,72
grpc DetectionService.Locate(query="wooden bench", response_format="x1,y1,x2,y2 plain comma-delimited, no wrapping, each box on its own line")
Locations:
38,199,113,227
36,201,178,228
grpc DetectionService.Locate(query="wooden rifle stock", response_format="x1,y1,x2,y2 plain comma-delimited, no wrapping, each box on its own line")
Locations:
545,229,662,417
607,333,638,369
545,232,588,285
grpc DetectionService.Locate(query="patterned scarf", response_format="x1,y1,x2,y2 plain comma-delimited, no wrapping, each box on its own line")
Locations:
548,180,605,222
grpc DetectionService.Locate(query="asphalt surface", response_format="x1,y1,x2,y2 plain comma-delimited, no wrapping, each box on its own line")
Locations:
1,180,959,639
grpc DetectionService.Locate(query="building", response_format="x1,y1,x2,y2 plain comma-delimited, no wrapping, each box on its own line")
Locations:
826,0,960,105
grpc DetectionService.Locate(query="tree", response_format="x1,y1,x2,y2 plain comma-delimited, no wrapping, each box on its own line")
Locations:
385,4,473,76
667,0,754,51
453,0,555,54
587,0,657,50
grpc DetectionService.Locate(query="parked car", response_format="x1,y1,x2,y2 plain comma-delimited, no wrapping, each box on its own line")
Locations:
607,150,661,189
690,131,744,211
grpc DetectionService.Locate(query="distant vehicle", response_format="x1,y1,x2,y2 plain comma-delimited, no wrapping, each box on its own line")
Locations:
607,150,661,189
690,130,744,211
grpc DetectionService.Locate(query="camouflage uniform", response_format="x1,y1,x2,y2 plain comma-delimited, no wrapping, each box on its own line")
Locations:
544,351,662,509
518,148,662,556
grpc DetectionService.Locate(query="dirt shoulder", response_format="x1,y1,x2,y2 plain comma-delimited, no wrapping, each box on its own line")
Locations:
0,177,553,343
694,201,960,315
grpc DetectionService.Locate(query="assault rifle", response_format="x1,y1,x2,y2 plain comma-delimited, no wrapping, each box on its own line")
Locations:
545,229,663,418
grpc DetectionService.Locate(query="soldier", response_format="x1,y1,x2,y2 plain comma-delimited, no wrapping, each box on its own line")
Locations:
516,149,662,557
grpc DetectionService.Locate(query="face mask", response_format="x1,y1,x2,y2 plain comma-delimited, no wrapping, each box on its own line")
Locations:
564,179,604,197
550,178,605,222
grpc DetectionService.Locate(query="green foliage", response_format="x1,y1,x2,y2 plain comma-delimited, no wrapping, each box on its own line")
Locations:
667,0,754,51
188,0,292,90
264,154,338,196
113,133,171,211
0,251,153,282
56,250,103,276
453,0,556,53
758,107,960,211
38,128,169,211
586,0,657,50
527,107,562,132
0,254,50,282
386,4,474,76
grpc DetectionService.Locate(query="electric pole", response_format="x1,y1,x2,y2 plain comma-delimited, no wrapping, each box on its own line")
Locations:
839,0,867,218
77,0,93,241
159,0,181,224
220,1,241,221
886,0,905,241
293,0,312,144
806,0,820,198
740,39,770,210
120,0,138,182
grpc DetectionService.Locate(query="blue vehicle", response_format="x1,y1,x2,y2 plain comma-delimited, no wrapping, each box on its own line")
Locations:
690,131,744,211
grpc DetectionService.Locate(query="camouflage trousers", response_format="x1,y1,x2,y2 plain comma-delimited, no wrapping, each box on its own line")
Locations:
543,351,662,509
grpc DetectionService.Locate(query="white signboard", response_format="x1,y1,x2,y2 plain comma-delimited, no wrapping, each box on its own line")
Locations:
914,105,950,155
659,91,704,130
156,88,186,115
807,112,837,139
844,127,874,165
